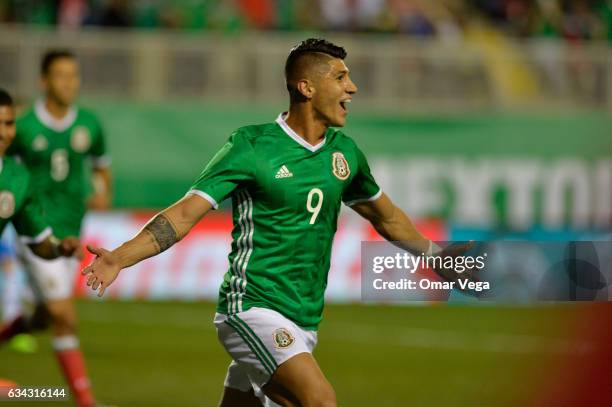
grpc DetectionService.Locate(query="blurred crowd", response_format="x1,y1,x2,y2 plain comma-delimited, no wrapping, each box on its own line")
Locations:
0,0,610,41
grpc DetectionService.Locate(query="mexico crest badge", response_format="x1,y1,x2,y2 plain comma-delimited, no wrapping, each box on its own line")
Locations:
272,328,295,349
71,126,91,153
332,152,350,181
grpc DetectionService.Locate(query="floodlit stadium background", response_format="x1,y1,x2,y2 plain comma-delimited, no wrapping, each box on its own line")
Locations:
1,1,611,406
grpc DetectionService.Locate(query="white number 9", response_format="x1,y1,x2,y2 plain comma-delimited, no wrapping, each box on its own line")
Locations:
307,188,323,225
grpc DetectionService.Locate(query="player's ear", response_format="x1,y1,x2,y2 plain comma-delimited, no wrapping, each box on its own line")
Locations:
296,79,314,100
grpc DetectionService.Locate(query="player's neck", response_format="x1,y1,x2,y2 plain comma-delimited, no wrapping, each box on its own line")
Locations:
44,97,71,120
284,107,327,146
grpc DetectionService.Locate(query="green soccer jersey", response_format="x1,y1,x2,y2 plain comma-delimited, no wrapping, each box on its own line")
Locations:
190,113,381,330
10,101,109,238
0,156,51,242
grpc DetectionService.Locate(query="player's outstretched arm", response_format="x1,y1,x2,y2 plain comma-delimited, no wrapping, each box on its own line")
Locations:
82,194,213,297
350,192,432,255
352,192,477,287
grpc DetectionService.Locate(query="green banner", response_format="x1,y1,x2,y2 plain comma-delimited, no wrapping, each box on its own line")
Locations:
83,99,611,229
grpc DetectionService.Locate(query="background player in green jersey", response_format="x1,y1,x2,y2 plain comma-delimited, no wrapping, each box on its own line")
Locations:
8,51,112,407
82,39,470,406
0,88,82,343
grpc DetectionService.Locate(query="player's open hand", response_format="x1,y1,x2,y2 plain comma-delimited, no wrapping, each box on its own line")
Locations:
432,241,481,292
82,245,121,297
59,237,83,260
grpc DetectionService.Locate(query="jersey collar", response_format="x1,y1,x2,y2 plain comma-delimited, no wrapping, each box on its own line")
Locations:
35,99,77,133
275,112,326,153
0,157,3,174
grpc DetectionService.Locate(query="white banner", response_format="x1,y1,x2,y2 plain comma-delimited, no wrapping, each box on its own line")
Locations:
75,211,445,301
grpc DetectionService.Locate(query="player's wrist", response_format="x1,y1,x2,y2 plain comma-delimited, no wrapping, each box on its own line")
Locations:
108,247,133,271
104,250,121,267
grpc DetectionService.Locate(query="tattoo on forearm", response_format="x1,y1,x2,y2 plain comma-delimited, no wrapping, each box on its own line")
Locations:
144,214,178,253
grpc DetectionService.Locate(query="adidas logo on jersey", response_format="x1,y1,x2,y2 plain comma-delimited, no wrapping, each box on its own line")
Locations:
275,165,293,179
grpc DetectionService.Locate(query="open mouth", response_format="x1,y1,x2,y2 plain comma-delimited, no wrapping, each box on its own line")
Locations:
339,99,351,113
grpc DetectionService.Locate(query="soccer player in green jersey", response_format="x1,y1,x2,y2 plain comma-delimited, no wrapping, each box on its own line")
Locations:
0,88,82,340
8,51,112,407
82,39,465,406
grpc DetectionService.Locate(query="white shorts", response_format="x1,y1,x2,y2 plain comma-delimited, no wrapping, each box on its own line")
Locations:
16,241,78,302
214,307,318,395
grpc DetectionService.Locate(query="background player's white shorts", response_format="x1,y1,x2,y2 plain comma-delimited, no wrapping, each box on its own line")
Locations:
214,307,318,395
16,241,78,302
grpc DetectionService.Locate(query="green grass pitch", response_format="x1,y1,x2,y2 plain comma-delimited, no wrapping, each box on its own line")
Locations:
1,300,583,406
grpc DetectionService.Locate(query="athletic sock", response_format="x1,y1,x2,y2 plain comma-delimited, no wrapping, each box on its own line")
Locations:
52,335,95,407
